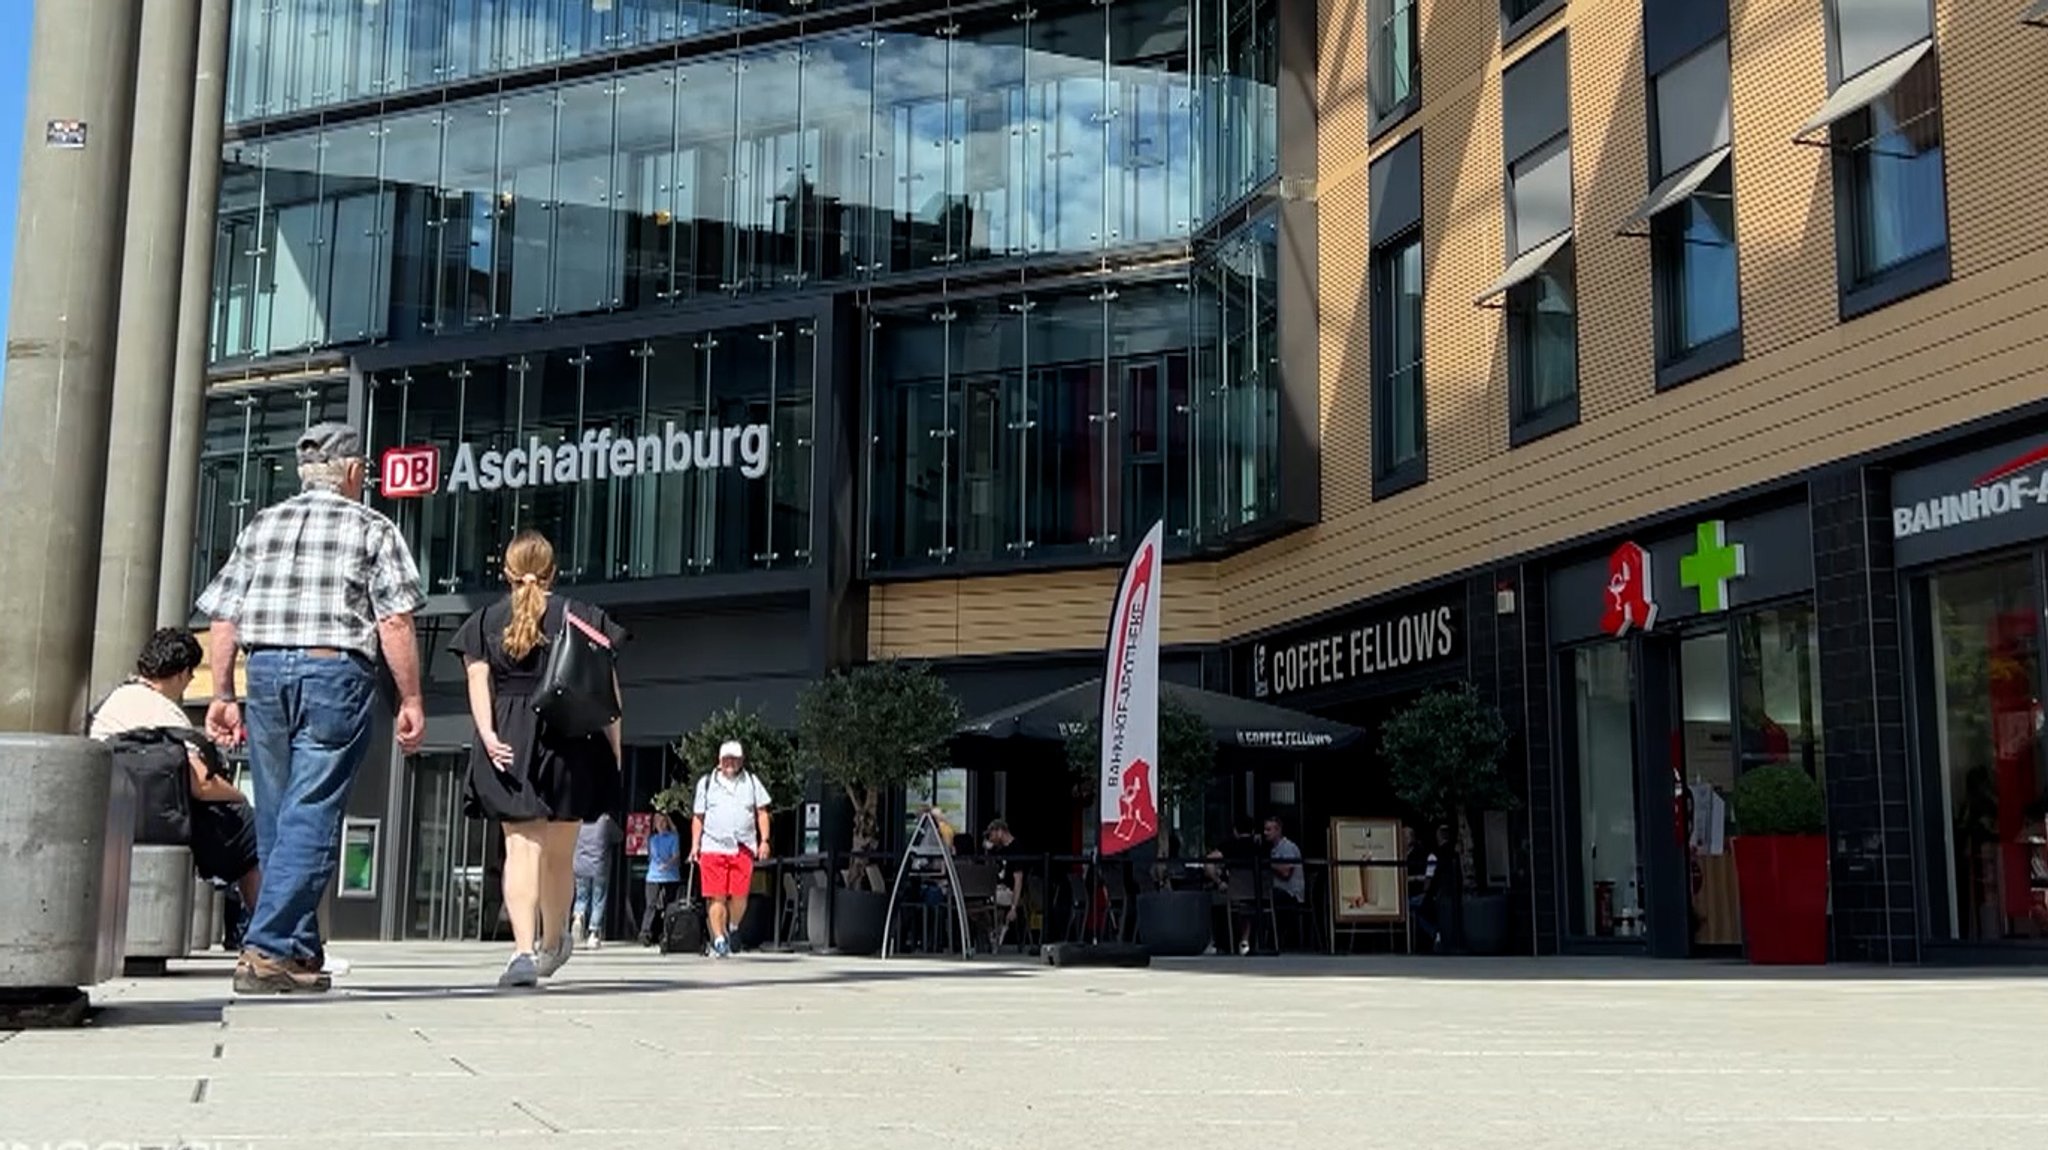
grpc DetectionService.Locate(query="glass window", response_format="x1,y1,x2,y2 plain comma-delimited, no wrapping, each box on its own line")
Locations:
1505,0,1555,24
806,33,877,285
1373,234,1424,481
1832,0,1930,82
1510,136,1572,254
1735,604,1824,781
320,122,391,347
1371,0,1419,124
1508,245,1578,433
1194,0,1280,218
437,100,502,332
733,47,806,294
1923,555,2046,942
1654,40,1731,175
259,131,326,356
613,66,679,311
1839,52,1947,285
380,107,446,343
1652,162,1739,363
1572,643,1642,938
675,54,739,297
495,89,561,323
553,77,623,317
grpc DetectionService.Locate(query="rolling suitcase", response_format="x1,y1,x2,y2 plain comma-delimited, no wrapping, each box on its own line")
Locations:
658,863,706,956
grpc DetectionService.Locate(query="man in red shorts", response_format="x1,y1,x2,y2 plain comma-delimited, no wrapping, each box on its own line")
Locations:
689,740,772,958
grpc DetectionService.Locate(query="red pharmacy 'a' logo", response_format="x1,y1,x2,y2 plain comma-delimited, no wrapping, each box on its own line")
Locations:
1602,542,1658,636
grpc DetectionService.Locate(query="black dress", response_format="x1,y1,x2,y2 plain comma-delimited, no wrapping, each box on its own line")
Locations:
450,595,629,824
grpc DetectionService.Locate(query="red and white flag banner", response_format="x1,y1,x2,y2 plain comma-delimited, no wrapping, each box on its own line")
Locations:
1099,520,1164,856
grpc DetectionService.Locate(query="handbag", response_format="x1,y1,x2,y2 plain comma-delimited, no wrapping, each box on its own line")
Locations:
531,599,620,739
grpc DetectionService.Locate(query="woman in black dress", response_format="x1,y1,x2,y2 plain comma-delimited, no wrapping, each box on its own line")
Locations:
451,530,628,987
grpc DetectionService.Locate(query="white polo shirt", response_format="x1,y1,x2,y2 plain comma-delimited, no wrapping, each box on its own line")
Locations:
693,769,771,854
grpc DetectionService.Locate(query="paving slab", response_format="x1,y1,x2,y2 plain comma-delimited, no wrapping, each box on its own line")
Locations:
3,943,2047,1149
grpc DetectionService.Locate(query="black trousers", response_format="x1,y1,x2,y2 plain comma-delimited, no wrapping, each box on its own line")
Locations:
639,881,680,943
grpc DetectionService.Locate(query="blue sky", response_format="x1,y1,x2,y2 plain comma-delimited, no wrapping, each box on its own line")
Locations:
0,3,28,401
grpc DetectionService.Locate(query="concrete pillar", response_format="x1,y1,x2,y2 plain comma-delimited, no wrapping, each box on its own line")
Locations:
157,0,233,629
91,0,206,696
0,0,146,734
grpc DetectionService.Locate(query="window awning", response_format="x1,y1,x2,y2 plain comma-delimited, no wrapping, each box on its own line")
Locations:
1792,39,1933,144
1475,230,1573,306
2026,0,2048,26
1616,146,1731,237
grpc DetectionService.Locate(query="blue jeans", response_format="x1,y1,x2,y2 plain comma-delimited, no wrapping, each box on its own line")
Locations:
574,872,611,936
241,649,378,963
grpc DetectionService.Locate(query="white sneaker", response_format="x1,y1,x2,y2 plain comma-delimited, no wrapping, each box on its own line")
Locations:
570,914,587,946
321,955,353,978
588,935,604,950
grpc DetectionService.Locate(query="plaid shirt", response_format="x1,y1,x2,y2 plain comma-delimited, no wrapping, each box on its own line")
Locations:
196,489,425,658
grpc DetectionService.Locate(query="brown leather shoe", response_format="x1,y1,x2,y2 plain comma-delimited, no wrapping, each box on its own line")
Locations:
232,949,333,995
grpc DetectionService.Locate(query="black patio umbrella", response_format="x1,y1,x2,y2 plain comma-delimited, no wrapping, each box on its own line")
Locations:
956,678,1364,752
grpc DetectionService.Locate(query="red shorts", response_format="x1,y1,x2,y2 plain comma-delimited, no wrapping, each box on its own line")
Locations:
699,849,755,899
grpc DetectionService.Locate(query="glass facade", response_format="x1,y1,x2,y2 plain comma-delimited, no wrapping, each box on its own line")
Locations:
867,210,1280,570
212,0,1281,363
364,318,818,594
192,379,355,606
1920,553,2047,942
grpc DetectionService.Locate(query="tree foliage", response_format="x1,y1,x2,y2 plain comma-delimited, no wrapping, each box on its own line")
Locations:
796,660,963,853
652,703,800,817
1381,683,1514,844
1064,693,1218,813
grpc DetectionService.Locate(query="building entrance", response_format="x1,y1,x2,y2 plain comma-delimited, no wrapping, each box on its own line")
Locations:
402,752,493,941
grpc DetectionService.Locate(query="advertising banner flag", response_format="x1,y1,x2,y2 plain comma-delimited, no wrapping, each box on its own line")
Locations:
1099,520,1165,856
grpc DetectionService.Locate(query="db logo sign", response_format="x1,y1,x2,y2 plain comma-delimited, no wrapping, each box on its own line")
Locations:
381,446,440,498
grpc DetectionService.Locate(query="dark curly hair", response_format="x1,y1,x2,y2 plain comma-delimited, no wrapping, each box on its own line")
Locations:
135,628,202,681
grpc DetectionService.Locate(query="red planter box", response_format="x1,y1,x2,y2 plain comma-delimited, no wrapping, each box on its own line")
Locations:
1733,834,1829,964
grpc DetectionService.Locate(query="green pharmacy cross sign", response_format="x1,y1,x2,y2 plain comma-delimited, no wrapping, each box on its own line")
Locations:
1679,520,1747,613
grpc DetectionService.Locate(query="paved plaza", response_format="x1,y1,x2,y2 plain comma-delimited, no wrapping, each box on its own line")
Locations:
1,944,2044,1149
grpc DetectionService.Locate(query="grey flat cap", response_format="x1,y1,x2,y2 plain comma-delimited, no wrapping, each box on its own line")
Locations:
297,421,362,465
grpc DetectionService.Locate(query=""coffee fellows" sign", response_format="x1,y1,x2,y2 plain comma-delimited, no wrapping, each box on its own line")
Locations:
1248,596,1462,701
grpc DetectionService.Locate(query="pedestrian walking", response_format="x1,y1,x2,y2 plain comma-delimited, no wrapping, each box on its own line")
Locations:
689,741,771,957
572,813,623,949
197,423,427,995
637,812,683,947
450,530,628,988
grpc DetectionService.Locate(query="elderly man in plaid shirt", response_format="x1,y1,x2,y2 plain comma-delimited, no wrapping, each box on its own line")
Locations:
197,423,428,994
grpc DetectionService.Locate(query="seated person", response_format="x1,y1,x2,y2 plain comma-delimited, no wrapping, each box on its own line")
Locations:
89,629,262,911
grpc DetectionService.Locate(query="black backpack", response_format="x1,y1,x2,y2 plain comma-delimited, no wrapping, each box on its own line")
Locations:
532,600,621,739
102,727,210,846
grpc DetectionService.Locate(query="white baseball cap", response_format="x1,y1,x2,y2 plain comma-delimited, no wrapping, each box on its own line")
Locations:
719,740,745,759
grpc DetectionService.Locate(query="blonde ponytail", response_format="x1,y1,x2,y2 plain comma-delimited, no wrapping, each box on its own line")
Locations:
500,531,556,660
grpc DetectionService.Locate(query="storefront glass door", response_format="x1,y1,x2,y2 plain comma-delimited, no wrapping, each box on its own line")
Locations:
1675,629,1741,952
403,752,492,941
1566,603,1824,955
1920,553,2046,942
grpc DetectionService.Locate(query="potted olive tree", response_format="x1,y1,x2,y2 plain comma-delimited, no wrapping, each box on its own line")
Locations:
796,660,962,956
652,705,799,950
1381,683,1515,955
1729,764,1828,964
1066,695,1217,955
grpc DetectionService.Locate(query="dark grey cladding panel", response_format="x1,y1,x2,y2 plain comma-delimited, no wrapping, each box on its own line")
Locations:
1546,501,1815,646
1503,32,1570,162
1369,131,1422,245
1889,432,2048,568
1643,0,1730,77
614,606,811,680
